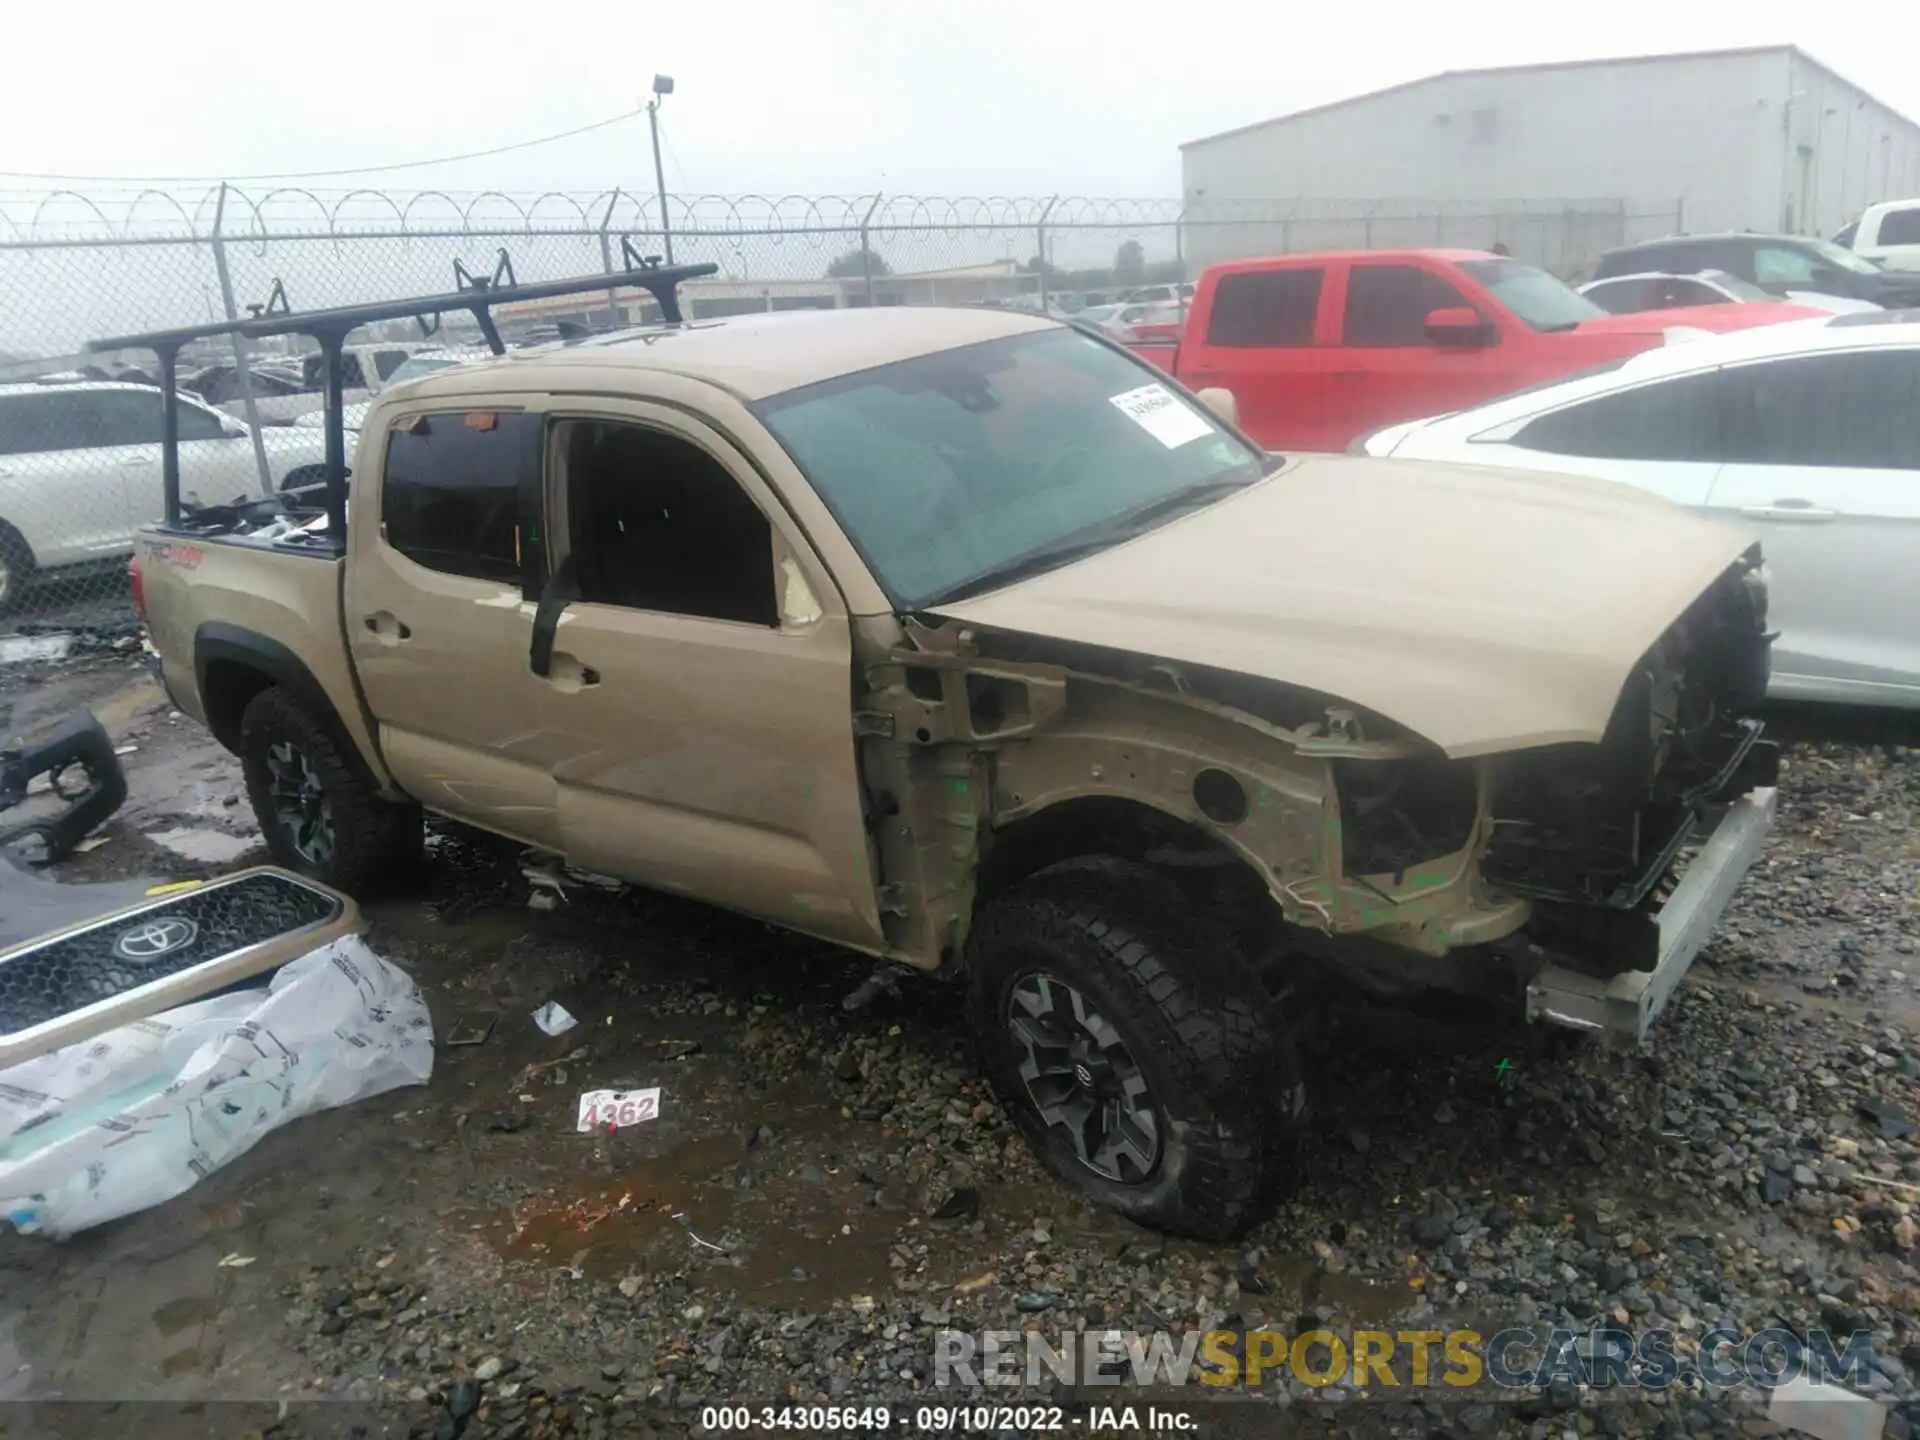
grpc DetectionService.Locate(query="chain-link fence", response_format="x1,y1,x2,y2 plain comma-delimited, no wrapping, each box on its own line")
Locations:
0,185,1682,637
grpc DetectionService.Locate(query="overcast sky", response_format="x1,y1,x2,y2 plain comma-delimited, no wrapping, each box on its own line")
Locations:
5,0,1916,200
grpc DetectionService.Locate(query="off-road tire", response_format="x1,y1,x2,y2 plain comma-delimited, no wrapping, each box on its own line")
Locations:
0,521,34,615
238,685,421,897
966,856,1300,1240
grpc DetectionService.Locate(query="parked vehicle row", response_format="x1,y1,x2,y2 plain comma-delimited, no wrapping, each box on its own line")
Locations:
1123,248,1814,451
1591,231,1920,309
290,351,470,439
172,342,444,425
1360,313,1920,710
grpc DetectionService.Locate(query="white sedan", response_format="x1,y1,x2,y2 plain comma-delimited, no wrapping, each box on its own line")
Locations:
1360,313,1920,709
0,381,329,609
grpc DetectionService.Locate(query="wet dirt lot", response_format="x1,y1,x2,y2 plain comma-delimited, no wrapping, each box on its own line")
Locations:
1,653,1917,1439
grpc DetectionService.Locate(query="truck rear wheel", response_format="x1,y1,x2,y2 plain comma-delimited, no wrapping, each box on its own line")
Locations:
238,686,421,897
965,857,1299,1240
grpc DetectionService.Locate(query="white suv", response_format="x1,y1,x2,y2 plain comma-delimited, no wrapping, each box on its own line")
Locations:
0,382,330,608
1835,199,1920,274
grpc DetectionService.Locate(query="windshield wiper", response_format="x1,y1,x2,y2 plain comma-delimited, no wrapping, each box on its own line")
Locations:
1105,472,1262,536
920,471,1263,608
919,535,1130,606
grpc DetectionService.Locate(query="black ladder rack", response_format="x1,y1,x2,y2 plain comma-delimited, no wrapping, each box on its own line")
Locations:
87,250,719,542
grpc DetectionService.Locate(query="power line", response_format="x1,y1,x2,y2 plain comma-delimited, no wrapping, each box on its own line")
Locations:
0,108,645,184
657,115,691,193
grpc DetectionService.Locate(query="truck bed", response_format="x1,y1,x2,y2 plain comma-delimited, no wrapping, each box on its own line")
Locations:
134,519,394,795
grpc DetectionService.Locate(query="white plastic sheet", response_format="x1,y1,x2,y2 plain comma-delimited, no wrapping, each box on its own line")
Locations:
0,936,433,1238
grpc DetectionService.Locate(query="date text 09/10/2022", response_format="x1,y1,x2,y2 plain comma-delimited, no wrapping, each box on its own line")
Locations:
698,1405,1195,1431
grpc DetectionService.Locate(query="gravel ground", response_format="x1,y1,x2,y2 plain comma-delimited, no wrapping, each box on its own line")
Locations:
1,663,1916,1440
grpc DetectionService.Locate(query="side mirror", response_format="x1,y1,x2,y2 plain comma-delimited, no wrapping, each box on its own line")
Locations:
1194,387,1239,427
222,419,248,438
1424,307,1496,347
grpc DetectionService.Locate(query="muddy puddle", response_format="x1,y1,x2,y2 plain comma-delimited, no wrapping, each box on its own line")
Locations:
476,1127,915,1308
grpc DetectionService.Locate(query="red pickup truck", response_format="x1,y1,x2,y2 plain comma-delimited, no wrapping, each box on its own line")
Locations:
1127,249,1819,451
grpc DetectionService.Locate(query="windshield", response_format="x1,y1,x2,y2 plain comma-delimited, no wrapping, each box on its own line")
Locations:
388,356,460,384
756,328,1263,608
1458,258,1605,331
1808,238,1883,275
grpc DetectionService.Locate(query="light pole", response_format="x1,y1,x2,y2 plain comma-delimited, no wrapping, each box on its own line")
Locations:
647,74,675,265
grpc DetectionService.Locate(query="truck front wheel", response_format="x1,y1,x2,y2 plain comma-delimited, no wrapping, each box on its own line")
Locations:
238,686,421,896
966,857,1299,1240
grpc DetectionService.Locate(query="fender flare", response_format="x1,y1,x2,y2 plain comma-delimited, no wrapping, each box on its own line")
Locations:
191,621,359,756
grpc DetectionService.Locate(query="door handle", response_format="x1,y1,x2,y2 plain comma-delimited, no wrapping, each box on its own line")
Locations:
1738,500,1838,523
121,456,153,467
362,612,411,642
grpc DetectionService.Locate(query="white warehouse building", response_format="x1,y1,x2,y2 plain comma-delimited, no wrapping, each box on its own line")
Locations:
1180,46,1920,274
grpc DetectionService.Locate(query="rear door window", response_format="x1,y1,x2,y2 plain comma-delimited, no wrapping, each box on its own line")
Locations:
1878,208,1920,246
86,389,167,446
1583,279,1648,314
0,391,121,453
1511,371,1723,461
380,410,544,583
0,394,57,455
1342,265,1475,345
1722,350,1920,470
1204,269,1323,347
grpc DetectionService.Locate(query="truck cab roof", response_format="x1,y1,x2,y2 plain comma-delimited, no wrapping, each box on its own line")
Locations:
394,306,1058,404
1200,248,1501,275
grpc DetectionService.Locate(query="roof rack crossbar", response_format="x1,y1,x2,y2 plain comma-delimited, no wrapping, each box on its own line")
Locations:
88,259,718,356
85,258,719,540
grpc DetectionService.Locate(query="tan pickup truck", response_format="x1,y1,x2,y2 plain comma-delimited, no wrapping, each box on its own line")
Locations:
124,289,1779,1238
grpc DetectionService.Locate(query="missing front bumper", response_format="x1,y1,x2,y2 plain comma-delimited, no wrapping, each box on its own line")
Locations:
1524,784,1776,1047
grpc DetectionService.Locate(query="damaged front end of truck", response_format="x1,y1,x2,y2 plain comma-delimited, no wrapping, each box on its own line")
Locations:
853,545,1777,1049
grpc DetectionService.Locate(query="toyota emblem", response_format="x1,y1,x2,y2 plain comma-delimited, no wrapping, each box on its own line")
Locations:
113,917,199,962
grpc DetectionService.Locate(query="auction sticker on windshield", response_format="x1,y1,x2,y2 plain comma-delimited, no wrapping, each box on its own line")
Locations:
1109,383,1213,449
